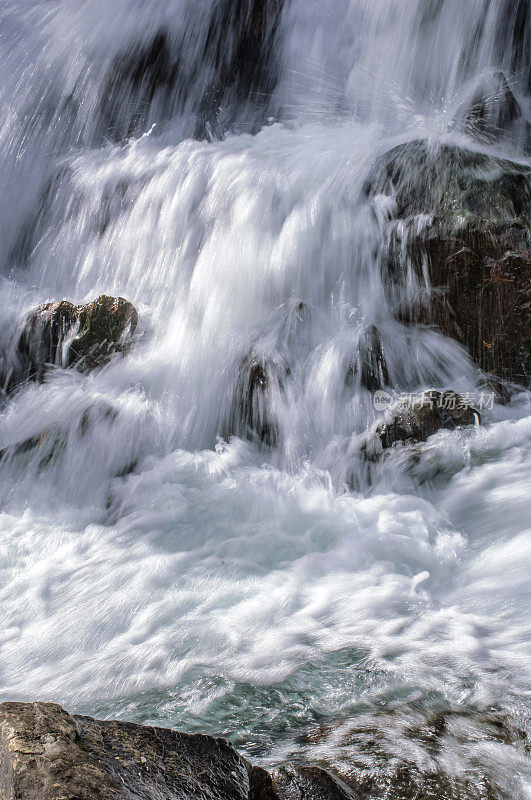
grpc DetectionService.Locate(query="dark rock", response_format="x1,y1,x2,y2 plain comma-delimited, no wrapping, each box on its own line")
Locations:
228,352,289,446
227,301,311,446
346,325,389,392
97,30,181,142
194,0,283,139
0,701,254,800
271,765,364,799
96,1,283,143
247,766,281,800
365,140,531,385
366,390,479,454
15,294,137,385
397,221,531,384
495,0,531,95
1,703,526,800
364,140,530,221
297,709,529,800
478,373,517,404
454,71,525,146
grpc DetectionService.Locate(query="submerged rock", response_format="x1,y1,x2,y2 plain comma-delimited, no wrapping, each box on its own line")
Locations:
194,0,284,139
297,709,529,800
365,139,531,385
15,294,137,385
96,1,283,143
364,389,479,455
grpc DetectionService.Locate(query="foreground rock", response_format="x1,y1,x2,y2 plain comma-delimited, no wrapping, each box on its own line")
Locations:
14,294,137,386
365,139,531,385
0,702,257,800
1,703,526,800
0,702,363,800
364,390,479,457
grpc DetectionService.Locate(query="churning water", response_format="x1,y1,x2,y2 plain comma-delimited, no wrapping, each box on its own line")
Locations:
0,0,530,793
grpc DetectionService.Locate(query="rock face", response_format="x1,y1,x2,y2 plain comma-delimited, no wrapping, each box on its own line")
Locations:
365,139,531,385
15,294,138,385
0,702,255,800
366,390,479,454
0,702,364,800
405,221,530,384
97,1,283,143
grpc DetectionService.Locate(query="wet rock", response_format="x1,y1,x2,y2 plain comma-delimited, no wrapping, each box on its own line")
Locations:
364,139,530,221
0,701,255,800
227,301,311,446
194,0,283,139
228,352,288,446
271,765,364,799
297,709,529,800
495,0,531,95
97,30,181,142
365,140,531,385
454,71,527,147
346,325,389,392
15,294,137,385
398,221,531,384
478,373,517,404
365,390,479,454
97,1,283,142
2,703,526,800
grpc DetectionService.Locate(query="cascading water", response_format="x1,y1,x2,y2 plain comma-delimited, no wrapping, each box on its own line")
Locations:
0,0,530,795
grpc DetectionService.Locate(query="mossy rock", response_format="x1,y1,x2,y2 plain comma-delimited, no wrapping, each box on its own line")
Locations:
15,294,138,386
364,139,530,223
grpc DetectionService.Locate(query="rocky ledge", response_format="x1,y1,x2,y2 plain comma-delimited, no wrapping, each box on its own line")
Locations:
0,702,361,800
1,702,528,800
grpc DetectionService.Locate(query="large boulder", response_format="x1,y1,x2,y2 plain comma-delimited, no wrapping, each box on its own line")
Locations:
0,702,255,800
15,294,137,385
365,139,531,385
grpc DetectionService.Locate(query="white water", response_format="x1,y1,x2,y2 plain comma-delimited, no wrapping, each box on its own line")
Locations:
0,0,530,791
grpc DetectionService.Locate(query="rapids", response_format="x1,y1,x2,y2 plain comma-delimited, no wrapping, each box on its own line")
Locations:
0,0,529,794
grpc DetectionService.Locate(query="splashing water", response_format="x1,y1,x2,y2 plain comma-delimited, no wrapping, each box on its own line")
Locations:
0,0,530,792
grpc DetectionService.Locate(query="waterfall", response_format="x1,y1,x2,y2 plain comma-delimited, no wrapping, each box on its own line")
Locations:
0,1,529,793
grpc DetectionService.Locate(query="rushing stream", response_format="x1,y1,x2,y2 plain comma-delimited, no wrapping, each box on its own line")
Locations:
0,0,530,796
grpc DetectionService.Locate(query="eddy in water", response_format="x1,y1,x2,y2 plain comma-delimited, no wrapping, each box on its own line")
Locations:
0,1,529,798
